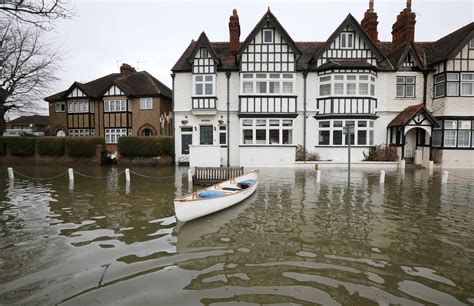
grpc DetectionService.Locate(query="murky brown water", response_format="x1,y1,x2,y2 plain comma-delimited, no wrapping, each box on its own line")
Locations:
0,165,473,305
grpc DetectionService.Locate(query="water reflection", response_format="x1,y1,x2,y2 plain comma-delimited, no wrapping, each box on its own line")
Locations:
0,166,473,305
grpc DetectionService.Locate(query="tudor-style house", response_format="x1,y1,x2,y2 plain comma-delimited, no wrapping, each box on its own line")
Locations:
45,64,172,150
172,1,474,168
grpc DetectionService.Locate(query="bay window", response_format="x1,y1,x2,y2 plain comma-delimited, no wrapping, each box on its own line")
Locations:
68,129,95,137
68,100,93,113
433,119,474,148
318,73,376,97
241,73,295,95
317,119,375,146
194,75,215,96
434,72,474,98
104,100,130,112
105,128,129,144
240,119,293,145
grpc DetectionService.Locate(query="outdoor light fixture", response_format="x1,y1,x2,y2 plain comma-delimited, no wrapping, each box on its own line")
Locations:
181,120,188,125
218,119,224,125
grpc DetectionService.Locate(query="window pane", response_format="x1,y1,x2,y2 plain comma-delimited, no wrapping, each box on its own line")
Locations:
445,120,457,129
269,73,280,79
461,83,473,96
447,73,459,81
264,30,272,43
347,83,356,95
257,82,267,93
205,75,213,82
461,73,474,81
370,84,375,96
333,130,343,145
435,84,445,97
256,120,266,126
269,120,279,126
282,82,293,94
359,75,369,81
334,83,344,95
458,130,471,147
359,83,369,95
459,120,471,129
396,77,405,84
347,75,356,81
319,131,330,145
320,84,331,96
195,84,203,95
256,74,266,79
269,81,280,93
282,129,293,144
282,120,292,127
243,73,253,79
435,74,445,83
243,130,253,144
243,82,253,94
320,76,331,82
319,121,330,128
447,82,459,96
396,85,405,97
195,75,203,82
219,132,226,145
369,130,374,145
205,83,213,95
358,130,367,145
242,120,253,126
269,129,279,144
432,130,442,147
358,121,367,127
443,130,457,147
406,77,415,84
282,74,294,79
333,121,343,127
200,126,213,145
406,85,415,97
256,130,266,144
334,75,344,81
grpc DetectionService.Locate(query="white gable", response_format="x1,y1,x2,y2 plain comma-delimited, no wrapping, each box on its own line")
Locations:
408,112,431,126
104,85,125,96
192,47,215,74
401,51,417,68
67,87,86,98
240,25,296,72
317,25,378,66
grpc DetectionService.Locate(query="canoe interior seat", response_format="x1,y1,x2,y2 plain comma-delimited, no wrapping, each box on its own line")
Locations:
222,187,241,191
237,180,257,189
198,190,226,198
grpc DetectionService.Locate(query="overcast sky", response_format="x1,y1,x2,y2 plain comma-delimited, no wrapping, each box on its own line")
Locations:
36,0,473,115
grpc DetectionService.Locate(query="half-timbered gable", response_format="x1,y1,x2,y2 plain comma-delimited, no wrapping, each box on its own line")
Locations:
312,14,385,67
104,85,125,97
63,83,95,135
67,87,87,98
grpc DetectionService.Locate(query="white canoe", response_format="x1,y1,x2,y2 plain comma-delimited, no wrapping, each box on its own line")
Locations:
174,170,259,222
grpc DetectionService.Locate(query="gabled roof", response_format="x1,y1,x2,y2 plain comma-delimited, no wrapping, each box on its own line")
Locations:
237,9,301,58
316,59,377,72
425,22,474,65
45,70,171,102
187,32,220,64
387,41,425,69
388,104,439,128
8,115,49,126
312,14,386,64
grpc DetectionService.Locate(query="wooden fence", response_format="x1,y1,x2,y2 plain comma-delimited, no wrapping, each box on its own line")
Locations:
193,167,244,185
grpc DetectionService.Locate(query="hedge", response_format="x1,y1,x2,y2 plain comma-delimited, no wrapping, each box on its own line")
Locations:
37,137,65,156
118,136,174,157
5,137,36,156
66,137,105,157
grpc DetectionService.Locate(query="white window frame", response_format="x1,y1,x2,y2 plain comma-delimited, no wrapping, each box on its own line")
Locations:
340,32,354,49
67,100,91,113
263,29,274,44
240,73,295,96
461,73,474,96
469,38,474,49
193,74,215,97
318,73,376,98
240,118,294,145
68,129,95,137
140,97,153,110
105,128,129,144
104,99,128,112
55,101,66,112
317,119,375,146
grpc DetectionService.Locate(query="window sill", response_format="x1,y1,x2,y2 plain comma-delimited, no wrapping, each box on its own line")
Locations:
192,96,217,99
315,145,374,148
239,144,297,147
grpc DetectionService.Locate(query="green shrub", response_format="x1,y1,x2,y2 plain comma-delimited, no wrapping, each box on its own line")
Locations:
363,144,399,161
5,137,36,156
118,136,174,157
66,137,105,157
0,138,6,156
158,136,174,156
295,144,320,161
37,137,65,156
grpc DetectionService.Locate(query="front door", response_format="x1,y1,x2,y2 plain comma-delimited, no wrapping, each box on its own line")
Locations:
404,129,416,159
181,134,192,154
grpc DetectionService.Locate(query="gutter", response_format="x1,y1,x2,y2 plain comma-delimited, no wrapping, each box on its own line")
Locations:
171,73,176,162
303,69,308,161
226,71,231,167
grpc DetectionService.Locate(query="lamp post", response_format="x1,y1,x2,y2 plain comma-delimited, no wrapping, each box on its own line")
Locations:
343,126,354,184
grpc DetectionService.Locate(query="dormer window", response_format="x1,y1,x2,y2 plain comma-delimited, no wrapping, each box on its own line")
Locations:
341,33,354,49
263,29,273,44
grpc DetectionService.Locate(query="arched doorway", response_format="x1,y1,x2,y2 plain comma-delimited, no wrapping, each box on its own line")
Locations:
56,130,66,137
138,123,157,137
141,128,155,136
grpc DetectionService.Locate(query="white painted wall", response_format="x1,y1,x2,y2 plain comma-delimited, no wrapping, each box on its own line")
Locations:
240,146,296,167
189,145,221,168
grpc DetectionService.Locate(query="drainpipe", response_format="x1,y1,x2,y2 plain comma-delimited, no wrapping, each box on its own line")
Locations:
171,73,176,162
226,71,231,167
422,70,428,106
303,69,308,161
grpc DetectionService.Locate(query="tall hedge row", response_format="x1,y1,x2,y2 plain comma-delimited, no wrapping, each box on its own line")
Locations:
0,136,105,157
118,136,174,157
37,137,66,156
65,137,105,157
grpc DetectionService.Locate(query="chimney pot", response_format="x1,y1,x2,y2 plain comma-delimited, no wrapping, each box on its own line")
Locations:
361,0,379,42
391,1,416,49
120,63,136,76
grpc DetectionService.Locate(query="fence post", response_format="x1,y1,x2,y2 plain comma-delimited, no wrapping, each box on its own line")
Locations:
316,170,321,184
7,167,14,180
379,170,385,184
188,168,193,185
68,168,74,182
441,171,449,184
125,168,130,182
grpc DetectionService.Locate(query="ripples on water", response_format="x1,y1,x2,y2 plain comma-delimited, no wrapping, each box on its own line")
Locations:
0,166,473,305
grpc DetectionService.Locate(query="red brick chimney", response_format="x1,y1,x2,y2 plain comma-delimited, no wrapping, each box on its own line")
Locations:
120,63,136,76
361,0,379,42
229,9,240,55
392,0,416,49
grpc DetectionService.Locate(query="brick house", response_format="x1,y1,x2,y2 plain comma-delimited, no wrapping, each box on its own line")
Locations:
172,1,474,168
45,64,172,151
5,115,49,135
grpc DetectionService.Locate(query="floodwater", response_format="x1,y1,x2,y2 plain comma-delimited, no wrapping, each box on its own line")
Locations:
0,165,473,305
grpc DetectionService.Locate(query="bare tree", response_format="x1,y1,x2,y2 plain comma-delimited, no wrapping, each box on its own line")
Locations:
0,0,74,29
0,20,60,133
